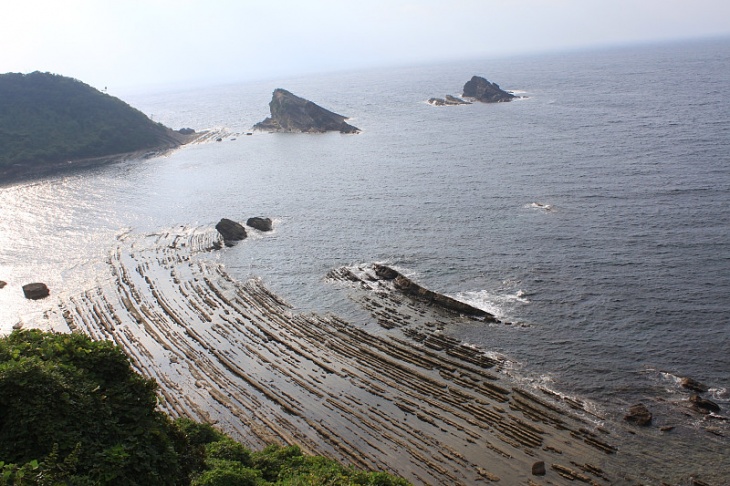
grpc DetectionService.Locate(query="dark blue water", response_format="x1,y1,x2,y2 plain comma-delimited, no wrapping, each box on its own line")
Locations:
2,37,729,425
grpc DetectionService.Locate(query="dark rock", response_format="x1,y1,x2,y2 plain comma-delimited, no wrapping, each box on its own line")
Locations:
532,461,546,476
246,217,273,232
177,127,196,135
253,89,360,134
372,264,497,320
215,218,247,246
690,394,720,414
428,95,471,106
681,377,709,393
0,280,6,289
22,282,50,300
462,75,515,103
216,137,223,142
624,403,652,426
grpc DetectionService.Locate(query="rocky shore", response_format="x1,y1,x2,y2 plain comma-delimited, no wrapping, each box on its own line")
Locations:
10,223,726,485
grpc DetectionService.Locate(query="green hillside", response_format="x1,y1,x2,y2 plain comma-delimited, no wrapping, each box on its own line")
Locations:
0,72,182,170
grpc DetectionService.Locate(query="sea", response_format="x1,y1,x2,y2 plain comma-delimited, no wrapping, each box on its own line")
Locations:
1,37,729,479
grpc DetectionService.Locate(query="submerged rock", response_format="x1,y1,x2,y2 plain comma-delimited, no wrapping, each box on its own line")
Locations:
22,282,50,300
253,89,360,134
681,377,709,393
690,394,721,414
246,217,273,232
624,403,652,426
215,218,247,246
462,75,515,103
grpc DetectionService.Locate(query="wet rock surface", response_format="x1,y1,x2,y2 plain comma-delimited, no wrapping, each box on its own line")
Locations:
246,217,273,232
22,282,49,300
215,218,247,246
624,403,653,426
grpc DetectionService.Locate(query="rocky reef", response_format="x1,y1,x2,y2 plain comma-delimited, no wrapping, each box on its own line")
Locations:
253,89,360,134
462,75,515,103
427,95,471,106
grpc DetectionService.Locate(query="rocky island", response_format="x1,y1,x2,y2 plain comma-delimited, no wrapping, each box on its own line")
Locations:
253,88,360,133
463,75,515,102
429,75,515,106
0,71,197,180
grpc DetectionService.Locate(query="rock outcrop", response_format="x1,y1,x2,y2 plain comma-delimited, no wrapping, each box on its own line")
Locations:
22,282,50,300
624,403,652,426
690,394,721,414
373,264,497,320
253,89,360,134
680,377,709,393
462,76,515,103
428,95,471,106
215,218,247,247
246,217,273,232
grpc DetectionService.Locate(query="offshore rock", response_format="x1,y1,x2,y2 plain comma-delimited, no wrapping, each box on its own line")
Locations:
462,75,515,103
372,264,497,320
624,403,652,426
690,394,721,414
22,282,50,300
0,280,6,289
681,377,709,393
246,217,273,232
532,461,546,476
428,95,471,106
215,218,247,246
253,89,360,134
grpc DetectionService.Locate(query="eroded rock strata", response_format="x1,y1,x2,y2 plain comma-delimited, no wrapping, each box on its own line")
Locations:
253,89,360,134
22,223,642,485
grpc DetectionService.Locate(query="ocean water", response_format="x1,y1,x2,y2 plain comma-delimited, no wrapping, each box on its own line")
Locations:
1,37,729,467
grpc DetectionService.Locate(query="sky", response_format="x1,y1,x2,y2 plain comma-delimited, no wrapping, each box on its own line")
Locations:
2,0,730,91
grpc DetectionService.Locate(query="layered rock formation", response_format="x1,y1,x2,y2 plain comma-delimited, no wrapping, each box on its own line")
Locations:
462,75,515,103
253,89,359,134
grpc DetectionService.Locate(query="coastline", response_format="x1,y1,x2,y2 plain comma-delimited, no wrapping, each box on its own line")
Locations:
0,129,211,186
13,223,723,485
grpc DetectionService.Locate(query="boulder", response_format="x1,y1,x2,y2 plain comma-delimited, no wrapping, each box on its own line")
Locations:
253,89,360,134
624,403,652,426
462,75,515,103
532,461,546,476
246,217,273,232
690,394,720,414
680,377,709,393
215,218,247,246
0,280,6,289
22,282,50,300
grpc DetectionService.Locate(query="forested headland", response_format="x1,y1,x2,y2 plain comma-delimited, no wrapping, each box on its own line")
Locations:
0,72,187,174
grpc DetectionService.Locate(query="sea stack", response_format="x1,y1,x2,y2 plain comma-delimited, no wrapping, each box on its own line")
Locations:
253,89,360,134
462,76,515,103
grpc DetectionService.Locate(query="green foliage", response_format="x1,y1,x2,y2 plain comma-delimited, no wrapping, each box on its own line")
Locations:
0,330,409,485
0,329,192,485
0,71,177,169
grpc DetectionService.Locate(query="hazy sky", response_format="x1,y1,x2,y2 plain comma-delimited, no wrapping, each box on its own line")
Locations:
2,0,729,90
